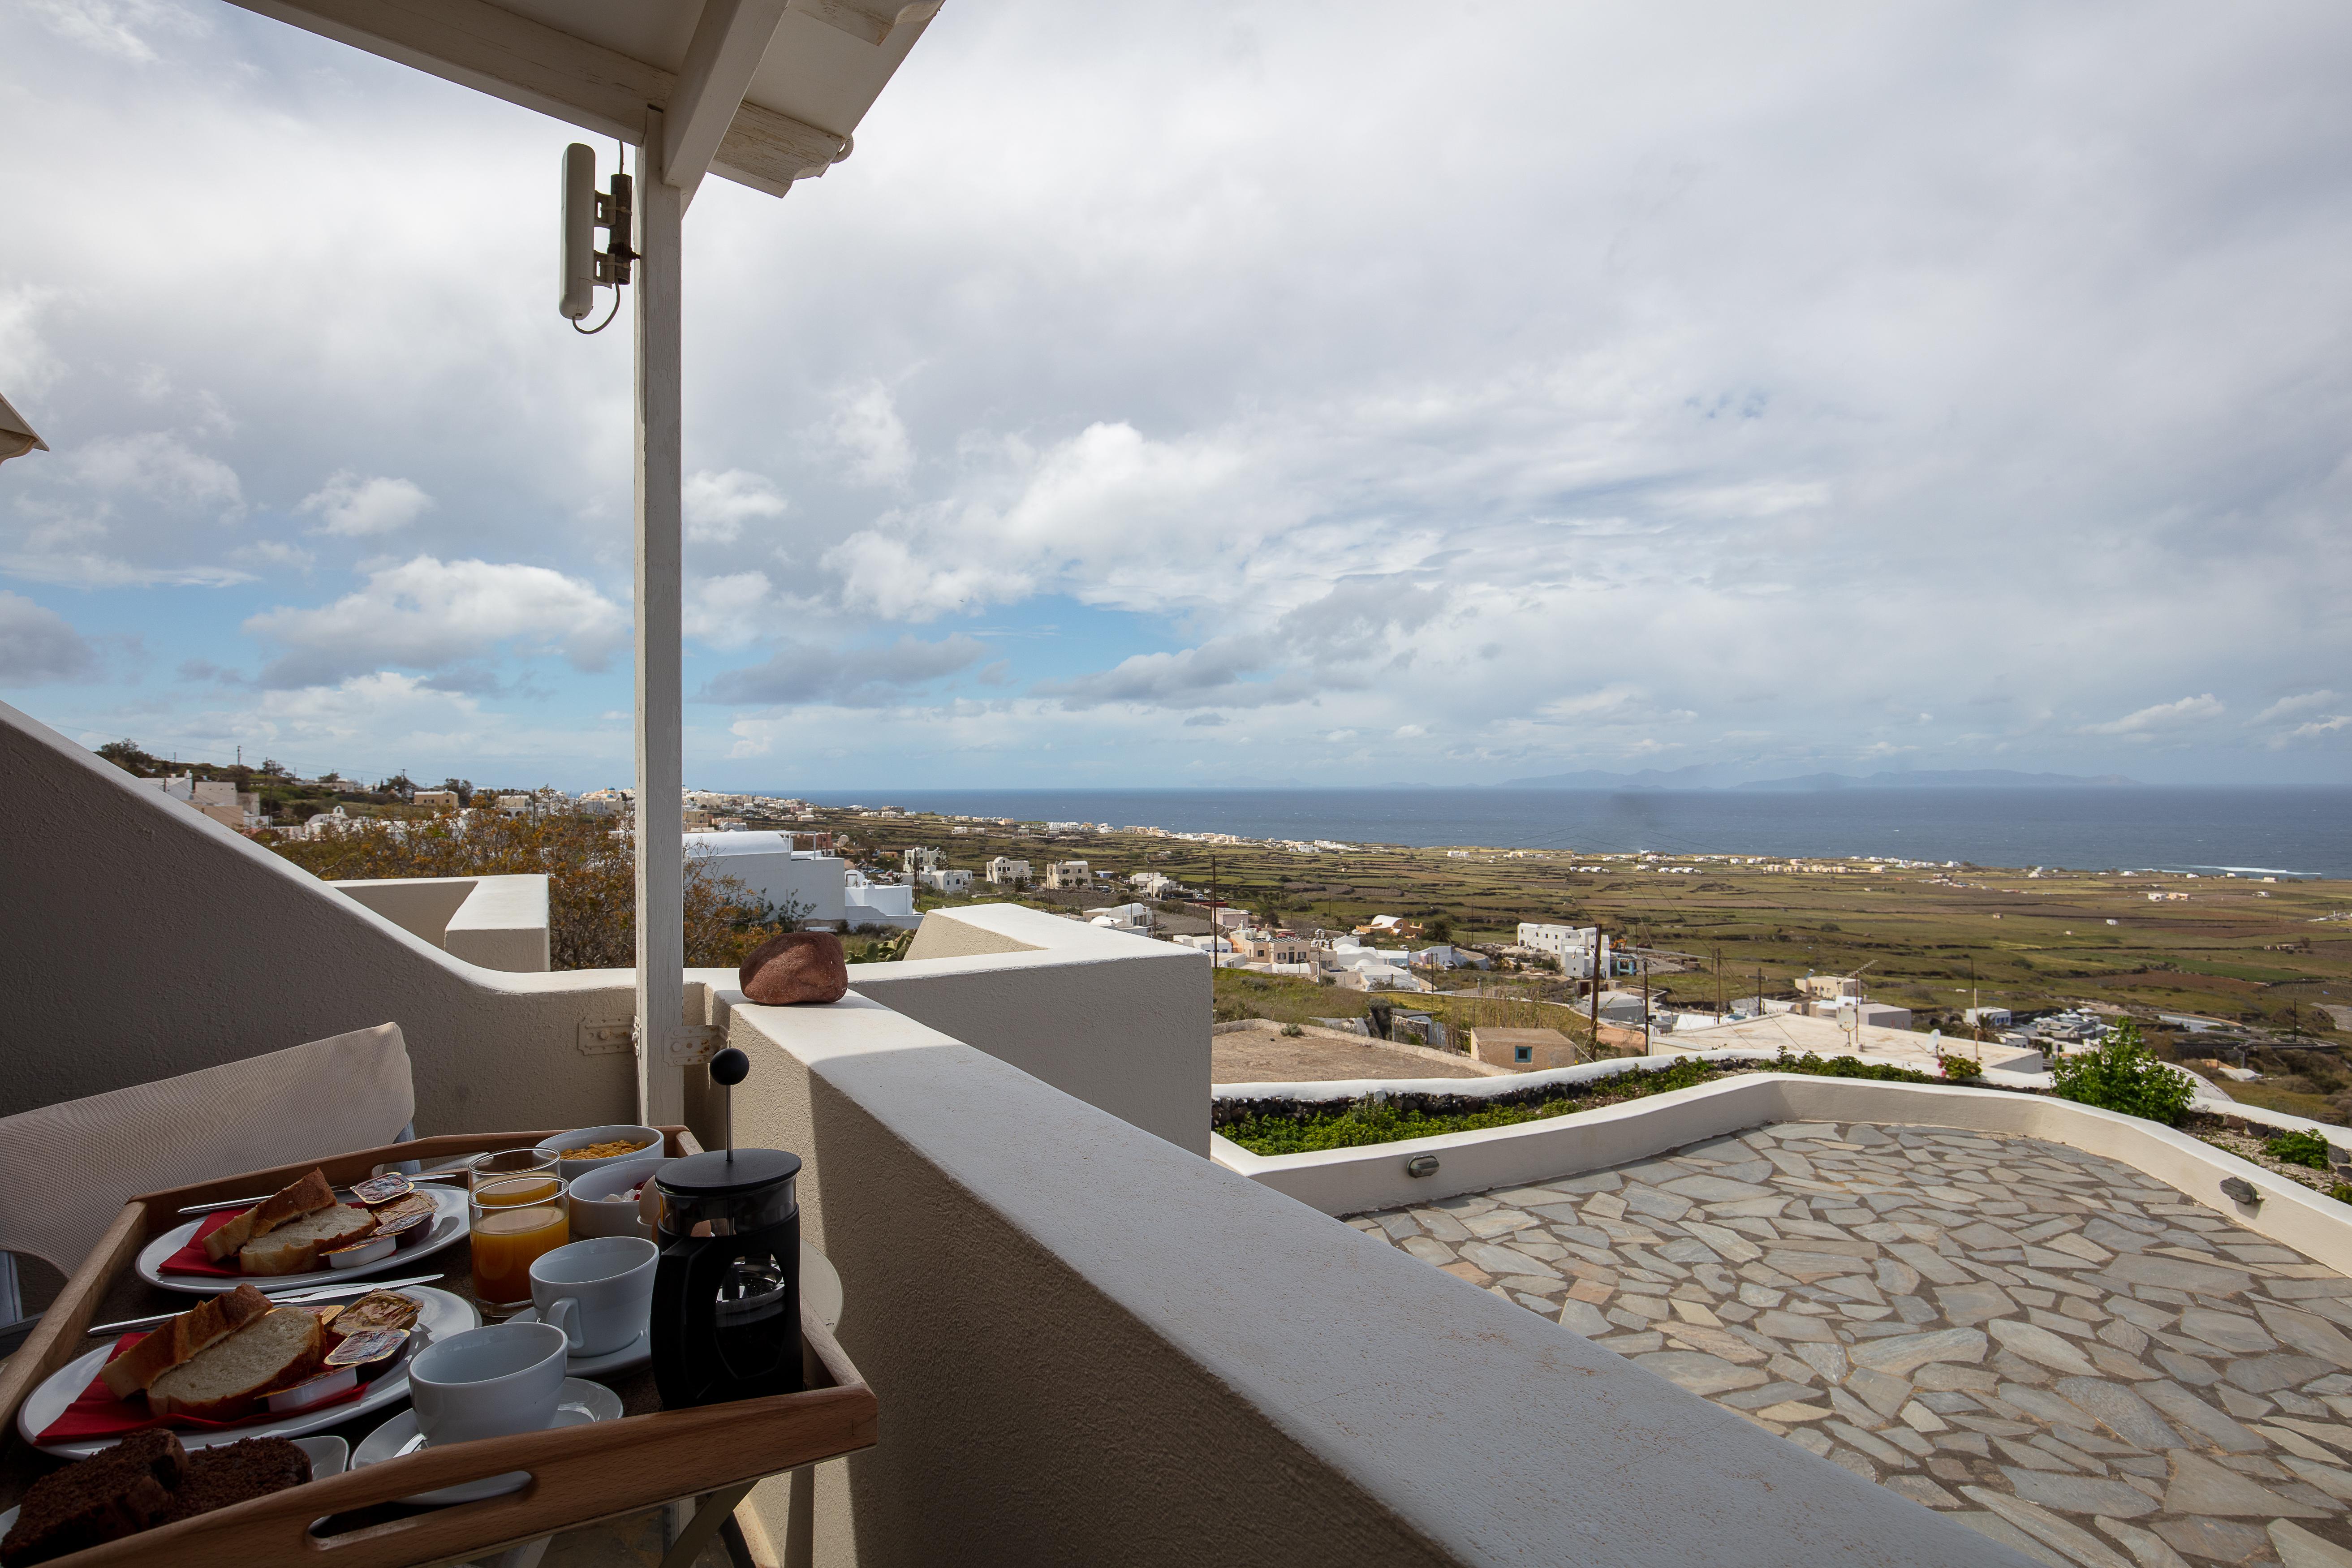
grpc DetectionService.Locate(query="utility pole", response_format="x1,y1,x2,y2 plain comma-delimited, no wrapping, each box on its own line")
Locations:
1589,926,1603,1059
1714,943,1723,1021
1641,952,1652,1053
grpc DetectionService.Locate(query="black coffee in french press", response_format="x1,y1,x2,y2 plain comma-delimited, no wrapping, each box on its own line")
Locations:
650,1049,804,1406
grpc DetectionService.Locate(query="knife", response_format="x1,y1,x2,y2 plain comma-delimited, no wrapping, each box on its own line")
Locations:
85,1274,448,1336
178,1169,473,1217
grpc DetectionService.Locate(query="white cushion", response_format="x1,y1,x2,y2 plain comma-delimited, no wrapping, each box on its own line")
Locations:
0,1023,414,1279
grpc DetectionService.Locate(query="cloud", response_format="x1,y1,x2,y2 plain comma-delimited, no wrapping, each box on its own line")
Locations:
1184,713,1227,727
826,383,914,488
1541,685,1648,721
685,570,776,649
698,633,990,706
1394,724,1426,738
244,556,628,686
2255,691,2339,723
0,590,96,682
24,0,206,63
822,526,1032,622
73,431,241,512
1036,638,1298,711
298,471,434,537
683,469,787,545
2281,715,2352,743
0,285,63,398
14,2,2352,784
2079,694,2227,737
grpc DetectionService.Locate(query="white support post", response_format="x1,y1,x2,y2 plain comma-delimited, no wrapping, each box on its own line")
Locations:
635,108,687,1129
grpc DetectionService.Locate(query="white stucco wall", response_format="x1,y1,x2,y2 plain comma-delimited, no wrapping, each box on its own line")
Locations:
848,905,1212,1154
331,874,551,973
0,699,639,1135
1,702,1216,1161
442,873,551,972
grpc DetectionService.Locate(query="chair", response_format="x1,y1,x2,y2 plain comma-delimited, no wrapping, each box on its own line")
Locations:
0,1023,415,1324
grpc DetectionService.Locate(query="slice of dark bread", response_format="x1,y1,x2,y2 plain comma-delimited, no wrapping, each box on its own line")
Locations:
155,1437,312,1525
0,1430,188,1566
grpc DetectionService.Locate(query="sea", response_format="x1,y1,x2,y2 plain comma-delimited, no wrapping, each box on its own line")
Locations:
798,787,2352,881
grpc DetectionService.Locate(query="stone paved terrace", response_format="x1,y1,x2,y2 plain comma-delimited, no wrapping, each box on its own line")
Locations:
1346,1120,2352,1568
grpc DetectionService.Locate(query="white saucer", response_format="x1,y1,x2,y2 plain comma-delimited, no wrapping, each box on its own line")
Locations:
352,1378,620,1505
503,1308,652,1376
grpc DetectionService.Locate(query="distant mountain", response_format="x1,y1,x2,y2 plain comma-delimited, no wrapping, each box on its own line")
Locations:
1503,764,1745,789
1503,766,2138,791
1736,770,2139,791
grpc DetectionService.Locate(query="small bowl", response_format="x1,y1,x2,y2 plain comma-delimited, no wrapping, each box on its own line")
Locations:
566,1154,670,1241
536,1124,664,1181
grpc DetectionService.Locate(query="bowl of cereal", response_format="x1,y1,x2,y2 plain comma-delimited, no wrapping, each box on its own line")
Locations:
537,1124,664,1181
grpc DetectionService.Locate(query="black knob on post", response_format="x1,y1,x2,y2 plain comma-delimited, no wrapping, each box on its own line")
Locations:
711,1047,750,1156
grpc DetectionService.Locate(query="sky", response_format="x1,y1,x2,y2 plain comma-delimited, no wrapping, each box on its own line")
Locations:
3,0,2350,793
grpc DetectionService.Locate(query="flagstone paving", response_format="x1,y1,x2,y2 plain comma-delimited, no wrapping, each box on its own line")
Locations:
1345,1122,2352,1567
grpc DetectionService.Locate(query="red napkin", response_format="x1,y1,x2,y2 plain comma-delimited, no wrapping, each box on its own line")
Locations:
159,1211,245,1277
37,1334,369,1443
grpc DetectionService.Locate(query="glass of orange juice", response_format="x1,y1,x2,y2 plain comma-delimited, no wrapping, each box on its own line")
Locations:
471,1175,569,1313
468,1149,558,1192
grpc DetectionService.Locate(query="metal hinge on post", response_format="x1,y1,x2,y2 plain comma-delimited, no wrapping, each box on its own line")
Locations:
577,1019,722,1063
664,1024,724,1066
577,1018,636,1056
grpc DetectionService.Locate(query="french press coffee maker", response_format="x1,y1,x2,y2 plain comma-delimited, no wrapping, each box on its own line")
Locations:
651,1048,804,1406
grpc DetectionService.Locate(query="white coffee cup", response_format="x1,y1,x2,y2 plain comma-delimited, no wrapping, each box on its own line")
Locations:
530,1236,657,1357
409,1322,569,1447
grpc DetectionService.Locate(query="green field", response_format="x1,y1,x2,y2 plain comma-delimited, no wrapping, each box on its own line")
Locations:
789,806,2352,1115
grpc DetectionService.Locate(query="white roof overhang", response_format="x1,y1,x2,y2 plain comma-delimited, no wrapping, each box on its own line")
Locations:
221,0,942,197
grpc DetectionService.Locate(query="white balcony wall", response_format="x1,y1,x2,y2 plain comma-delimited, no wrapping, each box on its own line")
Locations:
0,700,638,1134
331,874,551,972
0,704,1206,1157
715,997,2023,1568
845,905,1210,1154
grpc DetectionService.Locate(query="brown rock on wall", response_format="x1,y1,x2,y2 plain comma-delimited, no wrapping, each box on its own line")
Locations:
738,932,849,1006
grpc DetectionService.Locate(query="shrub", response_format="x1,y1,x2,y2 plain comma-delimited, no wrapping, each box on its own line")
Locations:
2264,1129,2333,1171
262,812,785,970
2048,1018,2195,1127
1937,1051,1984,1083
1280,1023,1305,1038
1220,1051,1933,1156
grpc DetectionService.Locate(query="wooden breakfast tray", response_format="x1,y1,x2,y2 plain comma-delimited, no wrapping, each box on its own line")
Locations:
0,1129,877,1568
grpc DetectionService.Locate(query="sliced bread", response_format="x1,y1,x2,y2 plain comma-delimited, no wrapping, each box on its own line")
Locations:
0,1430,187,1567
201,1169,335,1263
100,1284,272,1400
146,1310,324,1423
238,1206,376,1277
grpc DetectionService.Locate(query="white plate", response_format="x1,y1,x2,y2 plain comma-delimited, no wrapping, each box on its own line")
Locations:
503,1309,651,1376
0,1435,347,1540
20,1287,479,1458
136,1185,470,1296
352,1378,620,1505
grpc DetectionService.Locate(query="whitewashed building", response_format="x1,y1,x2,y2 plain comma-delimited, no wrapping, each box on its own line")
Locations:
1516,922,1611,978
